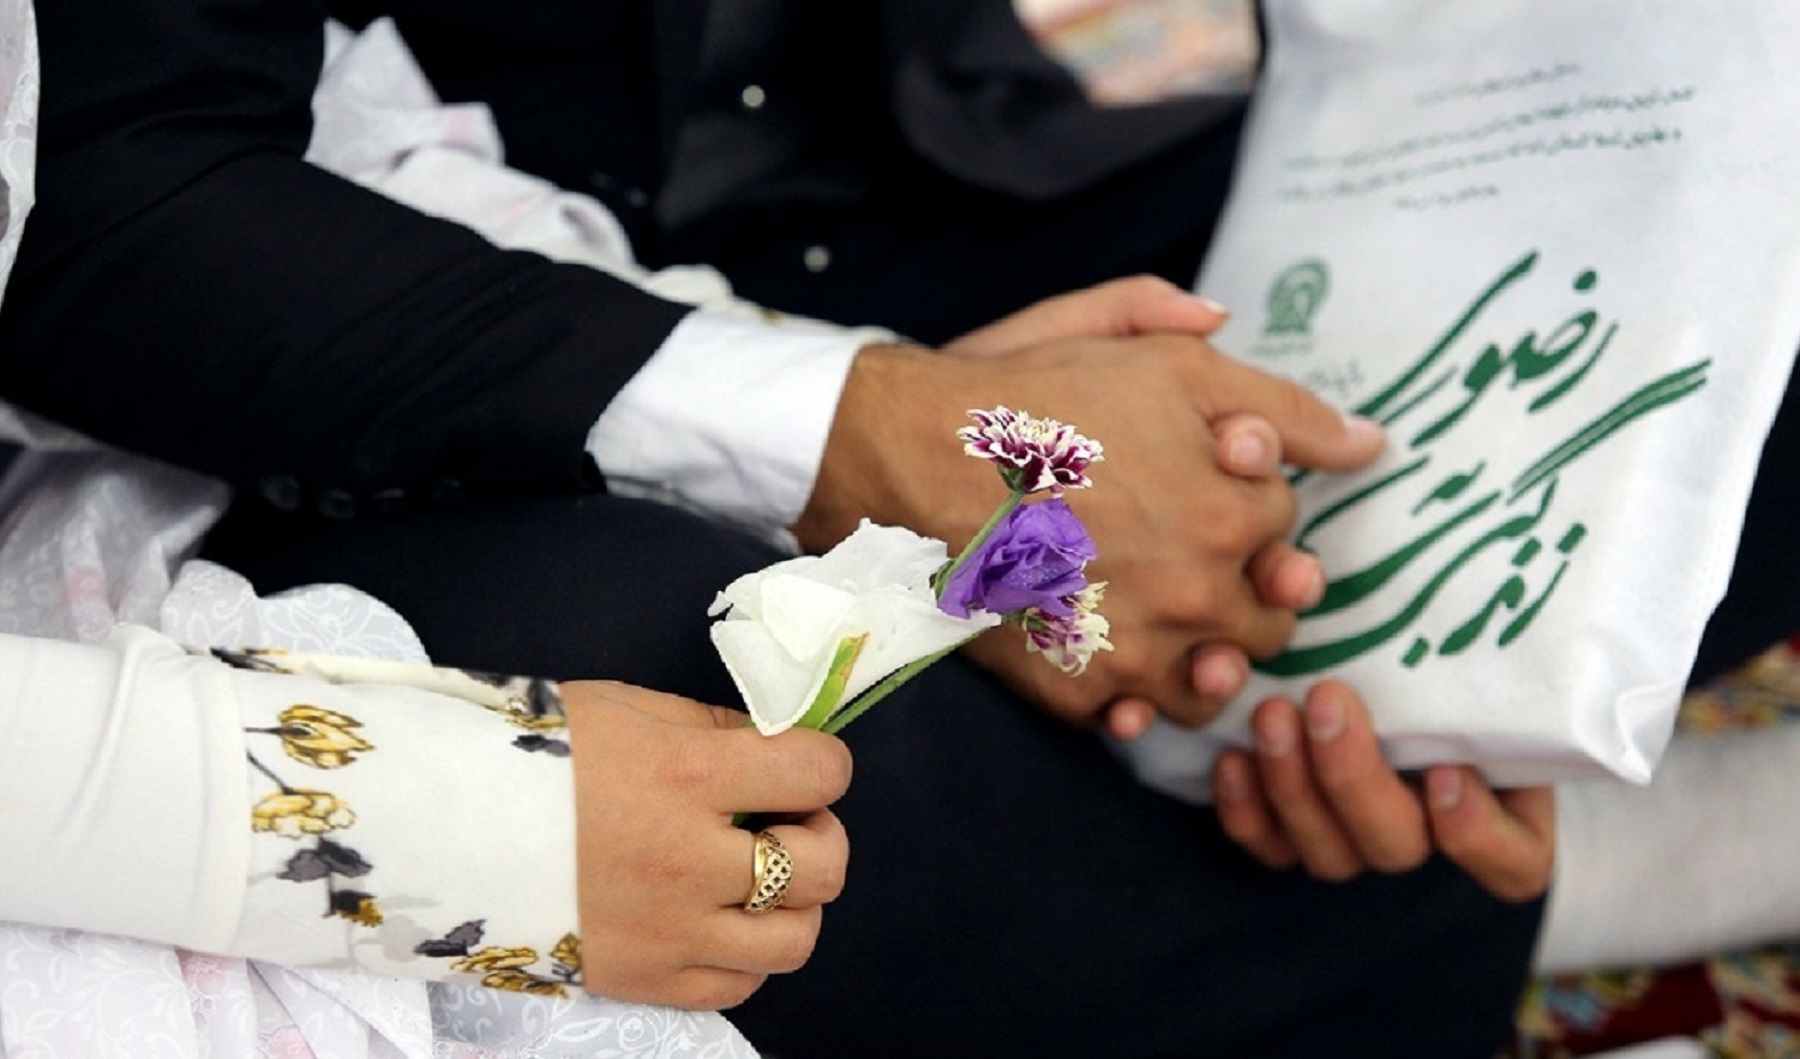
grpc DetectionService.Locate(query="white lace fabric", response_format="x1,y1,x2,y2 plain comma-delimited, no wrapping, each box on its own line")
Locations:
0,8,756,1056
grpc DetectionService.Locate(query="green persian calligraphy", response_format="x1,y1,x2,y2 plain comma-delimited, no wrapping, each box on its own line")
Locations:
1260,250,1709,676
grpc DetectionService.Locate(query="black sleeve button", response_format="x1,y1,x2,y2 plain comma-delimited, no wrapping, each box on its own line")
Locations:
369,487,410,516
315,487,359,521
258,474,303,512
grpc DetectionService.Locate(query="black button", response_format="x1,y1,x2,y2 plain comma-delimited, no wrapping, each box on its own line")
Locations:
369,487,410,515
315,488,358,521
258,474,303,512
428,479,468,508
587,171,650,210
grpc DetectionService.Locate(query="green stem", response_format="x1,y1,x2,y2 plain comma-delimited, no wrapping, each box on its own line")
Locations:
933,488,1025,597
794,633,869,731
819,634,981,735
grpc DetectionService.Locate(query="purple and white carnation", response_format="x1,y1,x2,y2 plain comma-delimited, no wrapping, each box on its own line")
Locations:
958,406,1104,494
938,497,1096,619
1023,582,1113,676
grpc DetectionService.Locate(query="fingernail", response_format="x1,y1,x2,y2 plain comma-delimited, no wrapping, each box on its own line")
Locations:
1226,431,1269,472
1292,557,1325,611
1192,293,1231,317
1255,712,1295,758
1427,768,1464,810
1343,413,1385,444
1197,654,1244,700
1306,693,1344,743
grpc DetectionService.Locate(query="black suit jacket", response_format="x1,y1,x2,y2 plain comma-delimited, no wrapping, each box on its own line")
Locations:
0,0,691,517
0,0,1244,521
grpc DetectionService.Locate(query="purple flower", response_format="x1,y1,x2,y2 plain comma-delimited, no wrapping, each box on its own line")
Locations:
939,498,1096,619
958,406,1104,493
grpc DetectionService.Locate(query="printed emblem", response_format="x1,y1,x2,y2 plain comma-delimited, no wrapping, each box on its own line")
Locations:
1265,258,1331,336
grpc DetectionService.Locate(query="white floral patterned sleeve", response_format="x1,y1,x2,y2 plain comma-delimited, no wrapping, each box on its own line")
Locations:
0,624,589,998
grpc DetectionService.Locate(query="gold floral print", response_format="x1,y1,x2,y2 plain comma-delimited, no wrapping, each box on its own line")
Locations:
453,946,541,974
550,933,582,975
419,927,582,995
251,789,356,837
210,645,586,974
477,970,568,997
329,890,385,927
273,705,373,769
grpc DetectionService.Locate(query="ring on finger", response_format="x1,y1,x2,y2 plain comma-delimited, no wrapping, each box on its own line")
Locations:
742,830,794,915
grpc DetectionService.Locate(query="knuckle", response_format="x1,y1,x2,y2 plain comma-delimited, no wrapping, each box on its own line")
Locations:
657,737,723,796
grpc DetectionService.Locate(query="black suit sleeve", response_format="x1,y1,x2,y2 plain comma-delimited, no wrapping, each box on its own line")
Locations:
0,0,691,505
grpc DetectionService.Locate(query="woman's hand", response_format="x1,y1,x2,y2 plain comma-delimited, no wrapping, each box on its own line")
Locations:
1212,680,1554,902
563,681,853,1009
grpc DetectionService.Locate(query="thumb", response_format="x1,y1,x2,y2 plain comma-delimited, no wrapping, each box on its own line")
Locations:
946,276,1228,356
1187,350,1387,472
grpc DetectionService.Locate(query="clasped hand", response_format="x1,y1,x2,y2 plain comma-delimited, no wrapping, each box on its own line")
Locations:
793,277,1553,904
795,276,1385,731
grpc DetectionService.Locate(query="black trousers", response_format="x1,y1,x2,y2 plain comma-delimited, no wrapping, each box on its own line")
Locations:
205,494,1543,1059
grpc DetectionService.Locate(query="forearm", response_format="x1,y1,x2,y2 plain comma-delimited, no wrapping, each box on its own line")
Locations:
0,627,587,991
1,0,688,501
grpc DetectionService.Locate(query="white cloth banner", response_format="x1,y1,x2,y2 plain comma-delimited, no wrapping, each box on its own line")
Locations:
1125,0,1800,796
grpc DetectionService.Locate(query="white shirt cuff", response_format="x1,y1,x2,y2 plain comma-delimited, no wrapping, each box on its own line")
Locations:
585,309,887,534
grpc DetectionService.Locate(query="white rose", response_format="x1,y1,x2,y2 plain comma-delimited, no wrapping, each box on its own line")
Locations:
709,520,1000,735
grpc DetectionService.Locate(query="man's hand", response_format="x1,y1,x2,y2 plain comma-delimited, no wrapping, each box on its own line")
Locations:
792,277,1384,728
1213,681,1554,902
564,681,853,1009
1104,411,1330,739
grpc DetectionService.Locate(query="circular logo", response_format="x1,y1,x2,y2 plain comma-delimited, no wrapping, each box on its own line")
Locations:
1265,259,1330,336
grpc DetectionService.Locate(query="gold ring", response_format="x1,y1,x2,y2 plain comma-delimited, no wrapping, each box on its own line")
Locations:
743,830,793,915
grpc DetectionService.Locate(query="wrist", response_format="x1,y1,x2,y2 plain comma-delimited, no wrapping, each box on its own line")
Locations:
791,342,985,552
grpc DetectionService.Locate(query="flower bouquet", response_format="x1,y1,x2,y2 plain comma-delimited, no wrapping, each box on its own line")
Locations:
709,407,1111,736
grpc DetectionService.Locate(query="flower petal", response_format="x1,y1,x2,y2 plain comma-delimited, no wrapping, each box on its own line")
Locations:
805,521,951,595
838,596,999,703
710,621,830,735
753,575,856,661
